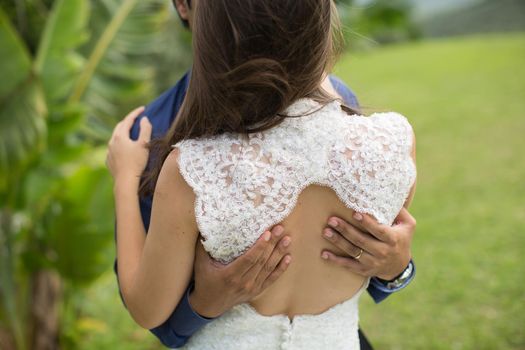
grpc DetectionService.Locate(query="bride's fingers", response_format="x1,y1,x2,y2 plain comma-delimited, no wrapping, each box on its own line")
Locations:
353,213,394,245
138,117,152,144
111,107,144,140
392,208,417,233
322,227,362,258
321,250,367,277
327,218,383,258
118,106,145,134
124,105,145,122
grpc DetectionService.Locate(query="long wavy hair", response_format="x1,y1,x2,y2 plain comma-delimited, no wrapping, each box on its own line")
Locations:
140,0,357,195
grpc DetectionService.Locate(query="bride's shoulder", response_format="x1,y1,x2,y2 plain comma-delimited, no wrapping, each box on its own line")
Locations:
173,133,240,153
335,109,415,155
367,111,412,127
348,110,413,137
371,111,414,142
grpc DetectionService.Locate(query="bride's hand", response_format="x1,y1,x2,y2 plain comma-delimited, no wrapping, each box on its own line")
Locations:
106,106,152,187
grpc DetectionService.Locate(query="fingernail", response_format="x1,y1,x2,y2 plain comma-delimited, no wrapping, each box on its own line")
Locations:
322,252,329,260
353,213,363,221
273,226,284,237
282,237,291,247
284,256,292,264
328,218,338,227
324,229,333,238
263,231,271,242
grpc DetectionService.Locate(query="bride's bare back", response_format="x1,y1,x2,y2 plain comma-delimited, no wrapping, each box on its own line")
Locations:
251,185,367,318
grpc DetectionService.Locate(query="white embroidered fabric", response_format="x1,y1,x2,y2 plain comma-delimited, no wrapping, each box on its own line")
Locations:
180,279,369,350
174,98,416,349
174,98,416,264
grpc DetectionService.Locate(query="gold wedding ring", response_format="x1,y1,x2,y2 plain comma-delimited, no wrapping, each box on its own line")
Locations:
353,248,363,260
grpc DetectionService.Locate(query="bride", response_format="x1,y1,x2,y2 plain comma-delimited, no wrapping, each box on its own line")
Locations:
107,0,416,349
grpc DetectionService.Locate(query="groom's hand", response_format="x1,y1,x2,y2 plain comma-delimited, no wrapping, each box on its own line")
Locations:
321,208,416,280
189,226,292,318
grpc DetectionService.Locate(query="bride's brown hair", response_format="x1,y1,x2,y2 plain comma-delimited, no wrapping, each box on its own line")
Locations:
141,0,357,195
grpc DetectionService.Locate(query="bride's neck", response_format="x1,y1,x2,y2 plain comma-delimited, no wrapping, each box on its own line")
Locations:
320,74,343,101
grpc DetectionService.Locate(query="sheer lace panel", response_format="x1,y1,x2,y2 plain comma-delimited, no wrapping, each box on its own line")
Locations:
174,99,416,263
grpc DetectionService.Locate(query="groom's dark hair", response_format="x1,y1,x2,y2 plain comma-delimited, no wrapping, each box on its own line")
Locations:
142,0,356,196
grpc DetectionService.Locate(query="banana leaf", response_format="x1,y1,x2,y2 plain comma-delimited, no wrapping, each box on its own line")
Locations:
0,7,47,196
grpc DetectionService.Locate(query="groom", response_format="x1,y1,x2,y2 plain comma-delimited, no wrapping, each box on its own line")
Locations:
114,1,417,349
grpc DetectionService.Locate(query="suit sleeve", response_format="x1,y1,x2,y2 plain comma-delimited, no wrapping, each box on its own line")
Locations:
149,284,214,348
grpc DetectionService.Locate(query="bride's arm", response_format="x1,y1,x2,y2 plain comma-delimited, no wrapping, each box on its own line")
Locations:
107,108,199,329
115,149,199,329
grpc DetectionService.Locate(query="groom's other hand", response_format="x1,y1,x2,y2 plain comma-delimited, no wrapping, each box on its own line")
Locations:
322,208,416,280
189,226,292,318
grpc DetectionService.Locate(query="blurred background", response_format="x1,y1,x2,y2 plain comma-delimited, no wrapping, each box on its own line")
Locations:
0,0,523,349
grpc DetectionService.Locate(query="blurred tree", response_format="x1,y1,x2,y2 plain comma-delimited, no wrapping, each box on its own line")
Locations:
335,0,355,5
0,1,173,349
358,0,421,44
338,0,421,49
0,0,55,54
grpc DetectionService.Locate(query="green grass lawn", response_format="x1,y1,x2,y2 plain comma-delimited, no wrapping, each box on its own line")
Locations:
74,33,525,349
334,33,525,349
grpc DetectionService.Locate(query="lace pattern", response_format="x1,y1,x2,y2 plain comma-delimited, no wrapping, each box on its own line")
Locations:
175,98,416,264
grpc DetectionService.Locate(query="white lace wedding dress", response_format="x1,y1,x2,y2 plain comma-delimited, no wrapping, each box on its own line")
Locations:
174,98,416,349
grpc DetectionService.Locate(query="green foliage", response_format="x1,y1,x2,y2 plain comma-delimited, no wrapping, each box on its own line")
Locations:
0,7,46,193
35,0,89,102
338,0,421,49
358,0,420,44
81,0,171,143
335,0,355,5
0,0,55,54
46,165,114,284
0,1,175,348
0,8,32,97
61,273,164,350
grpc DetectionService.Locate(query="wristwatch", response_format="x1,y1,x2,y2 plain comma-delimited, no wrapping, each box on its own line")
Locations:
377,261,414,290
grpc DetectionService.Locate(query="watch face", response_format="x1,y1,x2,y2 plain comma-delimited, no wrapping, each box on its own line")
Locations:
386,280,403,290
385,262,414,290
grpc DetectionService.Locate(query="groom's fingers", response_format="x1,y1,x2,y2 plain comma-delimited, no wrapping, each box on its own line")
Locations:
253,234,292,287
229,226,286,276
261,255,292,291
241,226,290,281
194,239,222,268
